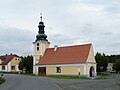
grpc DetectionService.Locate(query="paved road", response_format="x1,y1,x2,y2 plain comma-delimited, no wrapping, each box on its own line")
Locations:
0,74,120,90
0,74,61,90
51,74,120,90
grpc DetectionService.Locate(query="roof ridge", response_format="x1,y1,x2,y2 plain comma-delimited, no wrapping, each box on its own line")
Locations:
48,43,92,49
0,54,19,57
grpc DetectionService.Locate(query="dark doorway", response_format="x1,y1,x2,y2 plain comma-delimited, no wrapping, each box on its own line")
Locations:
89,66,95,77
38,67,46,76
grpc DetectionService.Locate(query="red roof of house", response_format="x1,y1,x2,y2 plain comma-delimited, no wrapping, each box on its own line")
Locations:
0,54,19,65
37,44,91,65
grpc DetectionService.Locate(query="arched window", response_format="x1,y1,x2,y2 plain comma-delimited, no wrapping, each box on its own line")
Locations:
37,47,39,51
37,43,39,46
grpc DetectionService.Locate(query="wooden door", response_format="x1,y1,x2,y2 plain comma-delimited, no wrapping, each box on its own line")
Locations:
38,67,46,76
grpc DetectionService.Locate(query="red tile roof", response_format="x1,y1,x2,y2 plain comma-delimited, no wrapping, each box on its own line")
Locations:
37,44,91,65
0,54,19,65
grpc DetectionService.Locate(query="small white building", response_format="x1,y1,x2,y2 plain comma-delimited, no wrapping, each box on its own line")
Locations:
107,63,114,72
0,54,21,72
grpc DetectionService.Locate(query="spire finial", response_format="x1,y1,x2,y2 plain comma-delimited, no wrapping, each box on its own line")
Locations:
40,13,42,22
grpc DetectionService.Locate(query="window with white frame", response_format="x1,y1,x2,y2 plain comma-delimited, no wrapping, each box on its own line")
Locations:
2,66,5,70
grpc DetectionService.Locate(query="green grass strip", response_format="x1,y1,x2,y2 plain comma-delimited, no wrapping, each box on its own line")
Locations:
46,75,91,80
97,72,109,76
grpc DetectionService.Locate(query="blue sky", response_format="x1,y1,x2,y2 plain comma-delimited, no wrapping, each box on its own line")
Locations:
0,0,120,56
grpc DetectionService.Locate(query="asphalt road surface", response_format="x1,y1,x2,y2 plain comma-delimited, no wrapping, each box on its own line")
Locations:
51,74,120,90
0,74,120,90
0,74,61,90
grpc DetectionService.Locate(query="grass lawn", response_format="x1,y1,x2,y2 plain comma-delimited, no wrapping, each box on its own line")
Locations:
46,75,91,80
0,72,19,74
0,77,5,85
97,72,109,77
20,73,35,76
0,71,35,76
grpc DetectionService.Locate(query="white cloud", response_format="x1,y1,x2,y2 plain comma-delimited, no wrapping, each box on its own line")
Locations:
0,26,35,56
0,0,120,56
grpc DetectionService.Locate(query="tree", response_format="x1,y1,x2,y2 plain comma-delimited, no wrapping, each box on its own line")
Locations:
107,55,120,63
19,55,33,73
95,52,108,72
113,60,120,73
19,58,24,70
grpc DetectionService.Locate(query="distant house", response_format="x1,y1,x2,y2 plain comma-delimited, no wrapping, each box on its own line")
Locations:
0,54,21,72
107,63,114,72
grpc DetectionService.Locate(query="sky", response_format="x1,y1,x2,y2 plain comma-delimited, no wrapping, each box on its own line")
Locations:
0,0,120,56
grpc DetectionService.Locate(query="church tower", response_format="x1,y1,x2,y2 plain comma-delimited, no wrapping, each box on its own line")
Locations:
33,14,50,74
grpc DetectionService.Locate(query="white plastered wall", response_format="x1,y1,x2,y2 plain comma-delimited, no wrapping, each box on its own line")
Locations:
33,40,50,74
7,62,11,72
86,45,97,76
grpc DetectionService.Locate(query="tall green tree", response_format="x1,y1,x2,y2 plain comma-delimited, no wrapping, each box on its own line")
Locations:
113,60,120,73
107,55,120,63
19,55,33,73
95,52,108,72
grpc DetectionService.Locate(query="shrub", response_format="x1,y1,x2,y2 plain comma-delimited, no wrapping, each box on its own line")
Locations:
0,77,5,85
